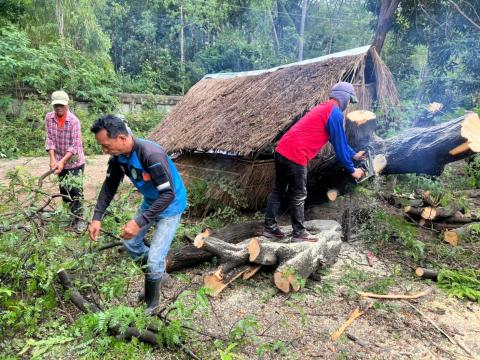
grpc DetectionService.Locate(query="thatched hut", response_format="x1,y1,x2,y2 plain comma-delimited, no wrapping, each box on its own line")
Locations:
149,45,399,210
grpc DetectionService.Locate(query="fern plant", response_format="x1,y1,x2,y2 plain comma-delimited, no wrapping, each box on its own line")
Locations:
437,269,480,303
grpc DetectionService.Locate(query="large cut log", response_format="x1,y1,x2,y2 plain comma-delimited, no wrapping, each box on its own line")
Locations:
193,230,254,280
383,113,480,175
164,221,263,272
404,206,424,217
307,113,480,200
444,211,477,224
195,220,342,295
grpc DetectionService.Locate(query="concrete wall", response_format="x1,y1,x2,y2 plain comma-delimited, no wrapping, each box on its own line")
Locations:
8,89,183,113
114,93,183,113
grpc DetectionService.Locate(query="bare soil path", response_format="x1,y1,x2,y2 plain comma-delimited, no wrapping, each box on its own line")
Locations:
0,155,110,201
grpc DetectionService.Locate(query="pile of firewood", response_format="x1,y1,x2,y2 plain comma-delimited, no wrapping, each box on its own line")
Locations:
384,189,480,246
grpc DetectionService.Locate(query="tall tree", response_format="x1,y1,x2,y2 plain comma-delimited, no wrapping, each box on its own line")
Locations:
55,0,64,38
298,0,308,61
370,0,400,53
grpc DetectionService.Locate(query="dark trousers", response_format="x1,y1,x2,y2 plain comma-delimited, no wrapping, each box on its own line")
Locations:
58,165,84,220
265,152,307,236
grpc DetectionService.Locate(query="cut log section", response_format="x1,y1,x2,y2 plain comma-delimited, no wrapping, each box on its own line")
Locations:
420,207,458,220
382,114,480,175
327,189,339,202
460,112,480,152
444,212,477,224
196,220,343,295
443,225,473,246
405,206,458,221
404,206,424,217
347,110,376,125
443,230,459,246
415,268,438,281
421,207,437,220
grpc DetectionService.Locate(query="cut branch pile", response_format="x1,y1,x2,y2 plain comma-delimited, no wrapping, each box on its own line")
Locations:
193,220,343,295
403,190,478,245
381,188,480,246
57,269,201,358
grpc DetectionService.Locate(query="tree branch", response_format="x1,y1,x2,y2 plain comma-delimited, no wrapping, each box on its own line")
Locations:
447,0,480,31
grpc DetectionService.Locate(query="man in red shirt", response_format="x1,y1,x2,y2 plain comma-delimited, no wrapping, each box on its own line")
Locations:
264,82,365,242
45,90,86,232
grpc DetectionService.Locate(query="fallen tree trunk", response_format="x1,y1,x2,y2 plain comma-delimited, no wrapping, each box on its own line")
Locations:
93,221,263,273
308,113,480,200
194,220,342,295
420,206,457,221
382,113,480,175
443,211,477,224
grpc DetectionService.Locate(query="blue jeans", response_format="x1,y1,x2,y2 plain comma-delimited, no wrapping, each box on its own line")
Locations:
123,212,182,280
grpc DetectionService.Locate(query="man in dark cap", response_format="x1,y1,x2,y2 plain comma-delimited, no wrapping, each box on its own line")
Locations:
264,82,365,242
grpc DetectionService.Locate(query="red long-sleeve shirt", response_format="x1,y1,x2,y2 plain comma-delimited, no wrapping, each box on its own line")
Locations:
275,99,356,172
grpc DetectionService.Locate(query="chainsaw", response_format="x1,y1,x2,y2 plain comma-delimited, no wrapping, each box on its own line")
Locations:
354,146,380,184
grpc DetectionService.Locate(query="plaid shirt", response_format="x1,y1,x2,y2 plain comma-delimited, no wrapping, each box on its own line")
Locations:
45,110,85,169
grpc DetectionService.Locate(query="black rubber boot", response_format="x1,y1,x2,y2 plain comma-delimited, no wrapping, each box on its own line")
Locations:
137,255,149,302
144,276,161,315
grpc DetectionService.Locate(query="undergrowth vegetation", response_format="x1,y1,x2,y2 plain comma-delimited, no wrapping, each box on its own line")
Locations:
0,166,269,359
356,160,480,304
0,98,167,159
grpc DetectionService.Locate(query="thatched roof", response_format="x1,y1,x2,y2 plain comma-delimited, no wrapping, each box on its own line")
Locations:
150,46,398,158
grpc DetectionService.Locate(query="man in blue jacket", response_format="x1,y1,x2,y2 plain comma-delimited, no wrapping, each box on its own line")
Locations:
88,115,187,314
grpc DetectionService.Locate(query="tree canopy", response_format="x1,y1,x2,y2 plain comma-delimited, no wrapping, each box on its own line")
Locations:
0,0,478,111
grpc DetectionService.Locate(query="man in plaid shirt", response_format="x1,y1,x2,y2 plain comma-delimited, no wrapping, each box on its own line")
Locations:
45,90,86,232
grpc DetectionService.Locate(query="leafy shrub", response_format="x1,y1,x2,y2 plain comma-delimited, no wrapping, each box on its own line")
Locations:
0,25,118,111
0,97,166,158
438,269,480,303
358,208,424,261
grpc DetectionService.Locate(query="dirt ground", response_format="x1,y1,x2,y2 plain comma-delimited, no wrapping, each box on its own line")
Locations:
0,155,111,201
1,157,479,359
